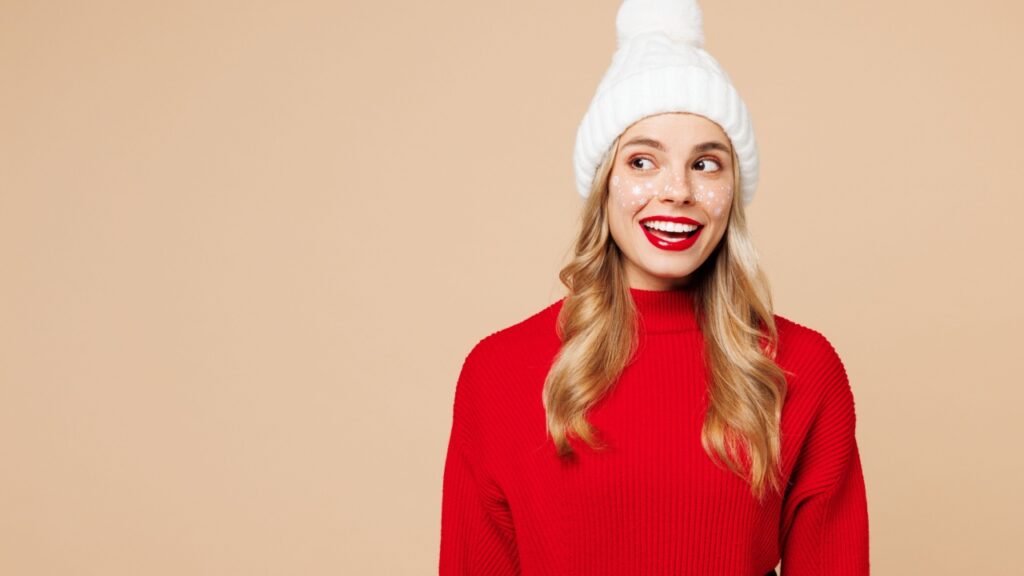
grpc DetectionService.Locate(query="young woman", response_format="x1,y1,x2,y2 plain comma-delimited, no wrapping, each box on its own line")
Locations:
440,1,869,574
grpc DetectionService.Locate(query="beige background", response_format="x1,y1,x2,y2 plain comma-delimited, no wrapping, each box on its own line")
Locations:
2,0,1022,574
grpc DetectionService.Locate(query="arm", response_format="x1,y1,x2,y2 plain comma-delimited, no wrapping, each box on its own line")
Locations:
780,335,870,575
439,344,520,575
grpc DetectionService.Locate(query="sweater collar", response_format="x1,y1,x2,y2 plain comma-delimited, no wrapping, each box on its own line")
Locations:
629,286,700,333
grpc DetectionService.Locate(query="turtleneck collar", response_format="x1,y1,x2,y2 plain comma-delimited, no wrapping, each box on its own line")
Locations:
628,286,701,333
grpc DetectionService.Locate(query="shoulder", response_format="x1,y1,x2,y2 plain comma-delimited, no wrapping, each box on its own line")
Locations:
463,297,564,364
771,313,854,411
772,313,848,377
451,297,564,423
455,297,564,389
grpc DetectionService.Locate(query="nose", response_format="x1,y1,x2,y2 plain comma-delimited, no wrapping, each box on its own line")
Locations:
658,171,696,205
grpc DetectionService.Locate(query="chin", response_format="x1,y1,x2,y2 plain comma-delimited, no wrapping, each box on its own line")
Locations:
646,252,702,271
641,263,700,281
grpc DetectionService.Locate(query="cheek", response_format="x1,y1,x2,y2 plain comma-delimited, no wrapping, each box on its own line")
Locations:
609,173,657,212
693,181,734,218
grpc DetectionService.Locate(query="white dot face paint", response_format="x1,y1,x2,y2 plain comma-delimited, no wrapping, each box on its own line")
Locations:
693,180,733,218
611,167,733,219
609,171,657,211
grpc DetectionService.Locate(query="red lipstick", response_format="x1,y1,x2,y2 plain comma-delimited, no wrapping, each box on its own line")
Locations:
638,215,704,252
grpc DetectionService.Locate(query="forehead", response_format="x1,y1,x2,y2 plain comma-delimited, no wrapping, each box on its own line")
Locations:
620,112,729,147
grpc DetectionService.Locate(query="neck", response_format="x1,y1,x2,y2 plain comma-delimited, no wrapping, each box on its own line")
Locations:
628,286,700,333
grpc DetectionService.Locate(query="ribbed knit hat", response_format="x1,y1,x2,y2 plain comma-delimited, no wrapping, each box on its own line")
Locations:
573,0,759,206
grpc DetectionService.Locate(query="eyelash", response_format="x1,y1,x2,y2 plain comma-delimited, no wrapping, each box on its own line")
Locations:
629,156,722,172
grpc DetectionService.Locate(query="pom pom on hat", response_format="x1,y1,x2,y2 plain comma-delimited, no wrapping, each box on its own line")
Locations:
616,0,705,48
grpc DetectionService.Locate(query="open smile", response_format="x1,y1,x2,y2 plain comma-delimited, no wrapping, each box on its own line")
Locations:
638,216,703,252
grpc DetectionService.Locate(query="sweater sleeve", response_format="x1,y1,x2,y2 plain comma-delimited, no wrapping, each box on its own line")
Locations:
779,333,870,575
439,342,521,575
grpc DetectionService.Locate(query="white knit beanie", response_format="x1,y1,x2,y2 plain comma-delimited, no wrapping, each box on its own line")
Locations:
573,0,760,206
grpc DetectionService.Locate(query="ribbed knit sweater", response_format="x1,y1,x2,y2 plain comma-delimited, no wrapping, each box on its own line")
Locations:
439,287,869,575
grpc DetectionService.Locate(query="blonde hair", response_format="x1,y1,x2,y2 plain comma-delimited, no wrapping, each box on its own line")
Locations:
543,133,790,502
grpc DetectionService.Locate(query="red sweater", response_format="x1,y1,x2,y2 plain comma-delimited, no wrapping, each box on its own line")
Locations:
440,287,869,575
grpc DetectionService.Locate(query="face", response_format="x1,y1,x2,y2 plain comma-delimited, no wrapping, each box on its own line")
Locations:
606,112,736,290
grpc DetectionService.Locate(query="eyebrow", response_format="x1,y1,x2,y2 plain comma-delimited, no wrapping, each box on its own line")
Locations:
621,137,731,155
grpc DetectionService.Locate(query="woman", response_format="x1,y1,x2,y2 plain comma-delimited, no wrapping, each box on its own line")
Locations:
440,1,869,574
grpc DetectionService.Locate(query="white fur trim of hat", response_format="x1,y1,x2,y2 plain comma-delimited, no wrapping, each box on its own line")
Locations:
572,0,760,206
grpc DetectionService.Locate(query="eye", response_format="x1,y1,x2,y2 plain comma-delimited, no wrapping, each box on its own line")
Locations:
629,157,655,171
694,158,722,172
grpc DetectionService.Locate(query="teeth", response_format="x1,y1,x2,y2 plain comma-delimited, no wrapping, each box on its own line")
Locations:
643,220,700,233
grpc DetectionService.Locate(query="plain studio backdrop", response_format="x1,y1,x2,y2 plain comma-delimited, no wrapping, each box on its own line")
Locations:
1,0,1022,574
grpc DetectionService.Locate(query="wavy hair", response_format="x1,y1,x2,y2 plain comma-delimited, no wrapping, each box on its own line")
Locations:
543,132,790,502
